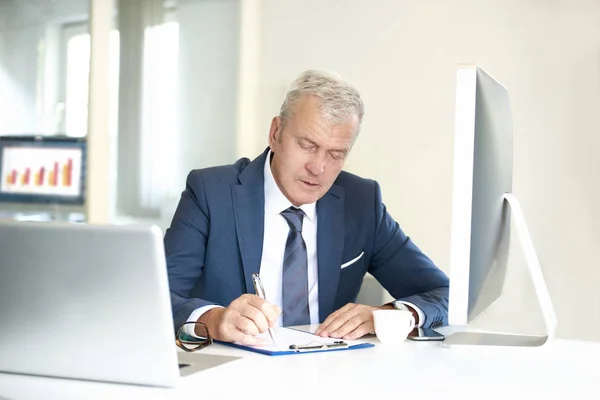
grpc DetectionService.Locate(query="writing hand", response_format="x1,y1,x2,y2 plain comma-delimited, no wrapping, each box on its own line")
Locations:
315,303,381,340
199,294,281,345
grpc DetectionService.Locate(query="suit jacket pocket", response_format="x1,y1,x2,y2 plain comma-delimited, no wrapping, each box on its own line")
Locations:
341,251,364,269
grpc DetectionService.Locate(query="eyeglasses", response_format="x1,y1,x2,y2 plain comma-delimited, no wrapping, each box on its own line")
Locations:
175,321,213,352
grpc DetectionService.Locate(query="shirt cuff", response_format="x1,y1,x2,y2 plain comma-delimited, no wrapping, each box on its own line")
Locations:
397,301,425,328
184,305,223,337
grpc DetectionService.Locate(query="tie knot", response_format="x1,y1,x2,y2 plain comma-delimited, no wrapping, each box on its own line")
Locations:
281,207,304,232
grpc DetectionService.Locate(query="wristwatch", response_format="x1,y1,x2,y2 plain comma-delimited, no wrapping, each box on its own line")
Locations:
392,300,410,312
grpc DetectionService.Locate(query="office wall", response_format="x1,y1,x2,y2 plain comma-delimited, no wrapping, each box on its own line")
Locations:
240,0,600,341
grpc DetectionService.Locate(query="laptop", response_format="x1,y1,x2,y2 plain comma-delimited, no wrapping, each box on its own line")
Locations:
0,221,238,387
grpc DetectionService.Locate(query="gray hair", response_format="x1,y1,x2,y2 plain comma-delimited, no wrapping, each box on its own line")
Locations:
279,69,365,137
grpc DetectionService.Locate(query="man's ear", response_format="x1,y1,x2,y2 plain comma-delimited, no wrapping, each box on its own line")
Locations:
268,116,281,148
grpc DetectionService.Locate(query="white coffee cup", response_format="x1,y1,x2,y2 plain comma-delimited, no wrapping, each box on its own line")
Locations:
373,309,415,345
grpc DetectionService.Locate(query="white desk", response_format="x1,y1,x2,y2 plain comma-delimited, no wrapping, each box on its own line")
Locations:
1,326,599,399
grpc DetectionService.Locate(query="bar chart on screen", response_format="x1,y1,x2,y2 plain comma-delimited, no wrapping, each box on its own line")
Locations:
1,147,83,197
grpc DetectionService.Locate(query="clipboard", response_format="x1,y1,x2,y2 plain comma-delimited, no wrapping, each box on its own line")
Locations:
216,327,375,356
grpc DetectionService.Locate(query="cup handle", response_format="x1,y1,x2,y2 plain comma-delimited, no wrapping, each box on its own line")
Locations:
408,315,415,332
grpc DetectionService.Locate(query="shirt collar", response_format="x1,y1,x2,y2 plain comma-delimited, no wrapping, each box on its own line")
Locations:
264,149,316,222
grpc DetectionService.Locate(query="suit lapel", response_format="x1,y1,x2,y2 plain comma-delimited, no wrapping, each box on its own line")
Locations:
232,150,268,293
316,184,345,322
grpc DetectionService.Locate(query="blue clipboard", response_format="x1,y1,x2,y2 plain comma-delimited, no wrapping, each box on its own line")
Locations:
215,327,375,356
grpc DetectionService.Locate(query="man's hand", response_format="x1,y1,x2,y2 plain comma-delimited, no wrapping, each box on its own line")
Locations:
315,303,391,340
198,294,281,345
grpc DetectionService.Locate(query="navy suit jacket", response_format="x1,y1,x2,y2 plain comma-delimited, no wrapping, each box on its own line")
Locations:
165,148,449,332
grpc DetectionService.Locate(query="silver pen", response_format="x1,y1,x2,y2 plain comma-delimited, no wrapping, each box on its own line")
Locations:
251,273,277,344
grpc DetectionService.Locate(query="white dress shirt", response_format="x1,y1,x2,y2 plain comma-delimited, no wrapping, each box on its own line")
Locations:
258,150,319,326
185,150,423,334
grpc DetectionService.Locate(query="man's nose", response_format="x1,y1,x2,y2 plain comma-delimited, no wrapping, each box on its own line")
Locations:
306,152,326,176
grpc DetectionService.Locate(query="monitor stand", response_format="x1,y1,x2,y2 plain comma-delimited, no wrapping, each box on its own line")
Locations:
443,193,557,348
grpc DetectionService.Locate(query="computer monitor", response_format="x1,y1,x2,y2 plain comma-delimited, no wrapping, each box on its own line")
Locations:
444,66,557,347
0,135,86,205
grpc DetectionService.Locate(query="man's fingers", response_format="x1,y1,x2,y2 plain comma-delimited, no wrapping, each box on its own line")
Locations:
329,313,365,338
213,294,282,344
342,321,374,340
317,307,354,335
219,308,264,340
317,305,361,336
239,294,281,328
230,294,281,333
235,315,262,336
315,315,338,336
260,303,281,328
234,334,268,346
316,303,356,335
240,305,269,333
228,327,269,346
317,315,347,337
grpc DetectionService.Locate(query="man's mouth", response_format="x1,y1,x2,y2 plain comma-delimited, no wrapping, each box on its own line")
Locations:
300,179,319,188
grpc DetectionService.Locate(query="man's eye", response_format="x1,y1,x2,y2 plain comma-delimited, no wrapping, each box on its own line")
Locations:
329,153,344,161
299,143,314,151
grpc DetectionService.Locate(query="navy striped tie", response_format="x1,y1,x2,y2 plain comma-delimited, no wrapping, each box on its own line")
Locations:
281,207,310,326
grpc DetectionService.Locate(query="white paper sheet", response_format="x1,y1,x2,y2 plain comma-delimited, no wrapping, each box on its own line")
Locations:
249,327,365,352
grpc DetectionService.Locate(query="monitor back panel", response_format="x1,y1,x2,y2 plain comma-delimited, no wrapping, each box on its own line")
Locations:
448,66,513,325
468,67,513,321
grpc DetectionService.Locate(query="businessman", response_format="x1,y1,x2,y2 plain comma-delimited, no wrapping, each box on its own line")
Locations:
165,70,449,345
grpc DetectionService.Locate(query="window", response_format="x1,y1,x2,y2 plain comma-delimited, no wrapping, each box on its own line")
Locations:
63,21,179,215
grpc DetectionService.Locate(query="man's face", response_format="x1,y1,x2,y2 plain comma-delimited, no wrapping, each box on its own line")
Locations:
268,95,358,206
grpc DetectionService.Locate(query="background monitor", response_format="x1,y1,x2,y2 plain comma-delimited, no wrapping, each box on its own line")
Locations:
447,66,513,327
445,65,556,347
0,135,86,206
